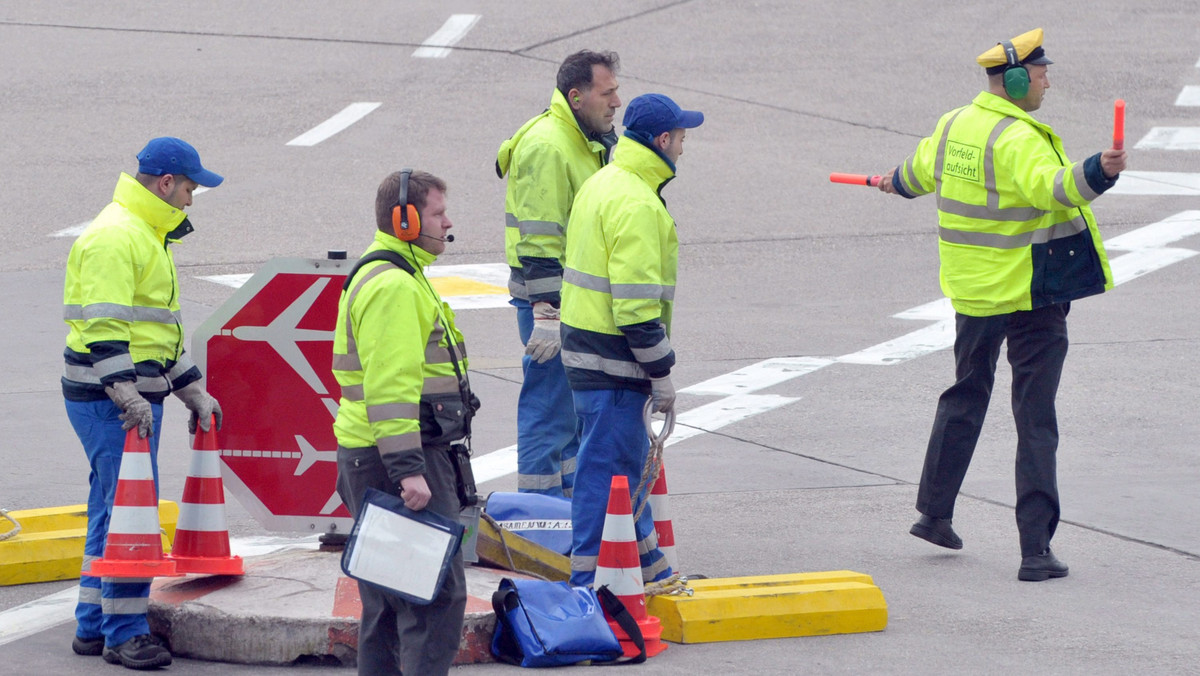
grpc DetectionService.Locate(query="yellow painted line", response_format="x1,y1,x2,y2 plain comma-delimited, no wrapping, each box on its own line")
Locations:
428,276,506,296
648,572,888,644
0,502,179,586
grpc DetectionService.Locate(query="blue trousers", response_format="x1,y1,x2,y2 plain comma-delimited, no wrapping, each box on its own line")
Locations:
66,398,163,647
568,388,671,587
513,299,579,497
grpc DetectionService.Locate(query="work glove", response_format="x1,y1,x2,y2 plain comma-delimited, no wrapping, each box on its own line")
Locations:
524,301,561,364
105,380,154,438
173,380,223,434
649,375,676,414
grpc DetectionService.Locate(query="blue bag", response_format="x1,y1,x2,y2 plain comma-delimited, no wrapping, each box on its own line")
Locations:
484,492,573,555
490,578,645,667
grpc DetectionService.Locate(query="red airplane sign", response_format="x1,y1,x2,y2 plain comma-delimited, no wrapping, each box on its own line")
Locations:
193,257,355,534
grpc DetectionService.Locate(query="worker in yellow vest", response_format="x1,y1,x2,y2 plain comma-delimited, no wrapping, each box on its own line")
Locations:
877,28,1126,581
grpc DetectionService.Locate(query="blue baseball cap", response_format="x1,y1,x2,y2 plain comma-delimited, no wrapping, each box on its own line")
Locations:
136,137,224,187
622,93,704,137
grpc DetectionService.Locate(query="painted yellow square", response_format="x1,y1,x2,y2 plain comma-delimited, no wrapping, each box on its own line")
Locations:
429,276,507,296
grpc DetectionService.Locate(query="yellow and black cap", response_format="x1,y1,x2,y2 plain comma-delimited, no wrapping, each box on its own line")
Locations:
976,28,1053,75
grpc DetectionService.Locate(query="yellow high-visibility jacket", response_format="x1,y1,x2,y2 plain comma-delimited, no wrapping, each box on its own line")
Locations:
894,91,1115,317
561,135,677,393
497,89,608,305
62,172,201,403
332,233,473,482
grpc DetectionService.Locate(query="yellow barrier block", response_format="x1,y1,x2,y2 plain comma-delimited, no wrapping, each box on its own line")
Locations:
475,515,570,582
0,501,179,586
647,571,888,644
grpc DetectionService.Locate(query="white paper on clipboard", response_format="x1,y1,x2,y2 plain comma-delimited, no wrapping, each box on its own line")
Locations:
345,502,456,602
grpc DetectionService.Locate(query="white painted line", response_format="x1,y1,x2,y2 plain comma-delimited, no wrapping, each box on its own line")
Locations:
200,273,253,288
472,393,799,483
1108,172,1200,196
667,394,799,445
51,188,210,238
1134,127,1200,151
1175,85,1200,106
837,320,955,365
412,14,481,58
1105,211,1200,250
286,102,381,147
1109,247,1199,286
0,585,77,646
682,357,833,396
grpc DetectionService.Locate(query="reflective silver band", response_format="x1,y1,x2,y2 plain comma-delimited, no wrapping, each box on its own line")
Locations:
367,402,420,424
102,596,149,615
561,350,647,380
378,431,422,455
525,276,562,296
938,215,1088,250
571,553,598,573
613,283,674,301
93,354,135,379
564,267,609,294
341,384,364,401
631,337,673,364
78,586,102,605
167,354,195,380
518,220,564,236
517,473,563,491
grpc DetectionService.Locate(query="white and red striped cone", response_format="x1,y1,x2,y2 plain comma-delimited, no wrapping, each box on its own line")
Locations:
86,428,180,578
168,417,243,575
594,475,667,658
649,462,678,574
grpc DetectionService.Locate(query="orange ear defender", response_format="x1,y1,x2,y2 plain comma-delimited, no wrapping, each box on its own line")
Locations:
391,168,421,241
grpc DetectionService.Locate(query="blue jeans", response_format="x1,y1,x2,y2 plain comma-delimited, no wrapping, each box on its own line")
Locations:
513,298,580,497
568,388,671,587
66,398,163,647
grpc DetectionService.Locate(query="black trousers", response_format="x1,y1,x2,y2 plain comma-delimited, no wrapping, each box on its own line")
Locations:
336,444,466,676
916,303,1070,557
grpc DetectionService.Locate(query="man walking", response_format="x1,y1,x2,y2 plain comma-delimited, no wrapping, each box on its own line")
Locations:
877,28,1126,581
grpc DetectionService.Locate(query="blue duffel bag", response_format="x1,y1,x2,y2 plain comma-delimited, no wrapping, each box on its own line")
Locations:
484,492,573,555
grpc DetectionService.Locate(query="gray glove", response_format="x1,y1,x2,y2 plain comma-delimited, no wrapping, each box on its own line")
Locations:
173,381,223,434
649,375,676,414
524,301,561,364
105,380,153,438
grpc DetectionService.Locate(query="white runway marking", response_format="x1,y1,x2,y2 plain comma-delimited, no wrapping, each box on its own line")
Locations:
1134,127,1200,151
50,188,210,238
1108,171,1200,196
286,102,381,147
1175,86,1200,106
412,14,480,58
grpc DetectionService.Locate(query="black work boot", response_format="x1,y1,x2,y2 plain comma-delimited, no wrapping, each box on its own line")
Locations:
1018,548,1069,582
71,635,104,656
909,514,963,550
101,634,172,670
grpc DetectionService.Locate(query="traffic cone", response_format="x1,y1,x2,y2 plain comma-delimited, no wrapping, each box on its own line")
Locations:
649,462,678,574
86,428,180,578
594,475,667,658
167,417,244,575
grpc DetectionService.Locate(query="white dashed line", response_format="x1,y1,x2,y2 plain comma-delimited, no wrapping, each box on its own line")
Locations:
412,14,480,58
286,102,381,147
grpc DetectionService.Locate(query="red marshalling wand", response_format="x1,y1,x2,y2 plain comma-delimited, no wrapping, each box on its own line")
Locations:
829,172,881,187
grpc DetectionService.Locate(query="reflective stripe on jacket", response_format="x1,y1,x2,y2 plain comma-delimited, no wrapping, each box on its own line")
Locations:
332,233,471,483
62,173,201,403
895,91,1115,316
497,89,607,304
561,135,677,393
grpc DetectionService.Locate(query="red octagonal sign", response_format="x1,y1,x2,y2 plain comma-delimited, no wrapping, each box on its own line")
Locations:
194,257,356,534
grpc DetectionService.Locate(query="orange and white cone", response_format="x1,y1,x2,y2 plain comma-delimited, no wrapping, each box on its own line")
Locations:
168,417,243,575
594,475,667,658
86,428,180,578
649,462,678,574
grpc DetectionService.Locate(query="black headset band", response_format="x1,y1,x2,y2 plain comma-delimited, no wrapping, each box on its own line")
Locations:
397,168,412,227
1000,40,1020,68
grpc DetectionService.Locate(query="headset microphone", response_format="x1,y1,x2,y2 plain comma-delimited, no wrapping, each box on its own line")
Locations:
419,233,455,242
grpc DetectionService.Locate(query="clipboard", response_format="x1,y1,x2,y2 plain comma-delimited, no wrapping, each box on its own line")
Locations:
341,487,464,605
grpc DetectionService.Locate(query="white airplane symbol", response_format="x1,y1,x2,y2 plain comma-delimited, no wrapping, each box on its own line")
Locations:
294,435,339,477
231,277,334,395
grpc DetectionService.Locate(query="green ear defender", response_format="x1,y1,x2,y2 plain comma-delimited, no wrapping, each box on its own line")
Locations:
1001,40,1030,100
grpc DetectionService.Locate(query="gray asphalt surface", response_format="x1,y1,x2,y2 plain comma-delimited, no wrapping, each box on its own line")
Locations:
2,1,1199,674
